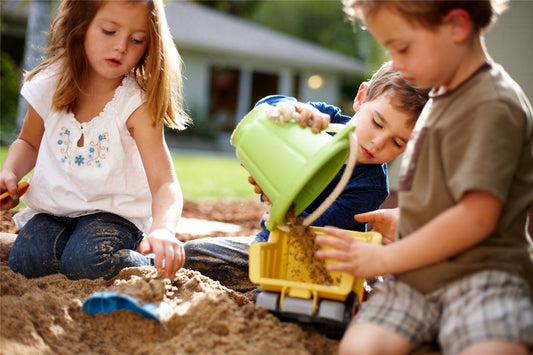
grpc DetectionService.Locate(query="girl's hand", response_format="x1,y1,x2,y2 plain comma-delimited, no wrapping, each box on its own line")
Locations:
0,173,22,211
354,208,399,245
138,228,185,279
0,194,19,211
315,226,388,278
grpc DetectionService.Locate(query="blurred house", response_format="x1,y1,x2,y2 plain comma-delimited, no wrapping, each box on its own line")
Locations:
166,1,366,135
2,1,531,148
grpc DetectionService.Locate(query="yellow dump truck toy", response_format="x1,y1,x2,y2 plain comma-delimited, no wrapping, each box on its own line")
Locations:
249,226,382,338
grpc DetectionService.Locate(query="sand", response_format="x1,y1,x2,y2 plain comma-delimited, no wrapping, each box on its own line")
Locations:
0,262,339,355
0,201,443,355
0,203,340,355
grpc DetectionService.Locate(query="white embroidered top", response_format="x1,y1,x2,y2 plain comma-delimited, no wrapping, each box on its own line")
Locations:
14,66,152,232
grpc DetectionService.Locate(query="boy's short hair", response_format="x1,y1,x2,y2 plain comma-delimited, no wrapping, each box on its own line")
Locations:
364,62,429,125
343,0,509,33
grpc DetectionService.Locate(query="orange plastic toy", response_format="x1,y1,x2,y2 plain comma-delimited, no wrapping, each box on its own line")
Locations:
0,182,30,201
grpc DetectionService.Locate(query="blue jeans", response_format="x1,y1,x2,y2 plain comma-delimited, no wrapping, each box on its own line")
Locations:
8,212,153,280
183,235,257,293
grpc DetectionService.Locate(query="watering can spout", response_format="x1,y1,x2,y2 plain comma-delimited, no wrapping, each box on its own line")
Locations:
231,104,355,231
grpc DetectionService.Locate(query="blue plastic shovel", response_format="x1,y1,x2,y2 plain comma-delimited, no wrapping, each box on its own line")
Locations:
82,291,172,331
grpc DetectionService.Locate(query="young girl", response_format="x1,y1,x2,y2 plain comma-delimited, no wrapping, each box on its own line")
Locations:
0,0,190,280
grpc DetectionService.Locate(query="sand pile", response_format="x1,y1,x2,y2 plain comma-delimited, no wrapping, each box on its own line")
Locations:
0,262,338,355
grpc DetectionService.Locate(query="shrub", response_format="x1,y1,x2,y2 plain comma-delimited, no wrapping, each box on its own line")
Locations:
0,52,21,143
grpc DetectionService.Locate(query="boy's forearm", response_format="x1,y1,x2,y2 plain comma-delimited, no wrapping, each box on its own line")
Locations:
383,190,502,274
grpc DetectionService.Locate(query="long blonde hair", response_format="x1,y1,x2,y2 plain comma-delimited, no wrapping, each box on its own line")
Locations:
26,0,190,129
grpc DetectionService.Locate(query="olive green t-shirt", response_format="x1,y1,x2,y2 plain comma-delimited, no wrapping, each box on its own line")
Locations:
396,62,533,294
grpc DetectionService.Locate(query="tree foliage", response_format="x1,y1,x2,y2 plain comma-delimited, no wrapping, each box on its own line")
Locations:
0,52,20,143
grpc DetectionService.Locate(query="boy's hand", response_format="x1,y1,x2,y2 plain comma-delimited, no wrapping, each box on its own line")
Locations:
139,228,185,279
315,226,388,278
354,208,399,245
293,102,331,133
247,176,270,202
268,101,330,133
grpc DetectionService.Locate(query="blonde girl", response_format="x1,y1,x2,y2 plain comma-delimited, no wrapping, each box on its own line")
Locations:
0,0,190,280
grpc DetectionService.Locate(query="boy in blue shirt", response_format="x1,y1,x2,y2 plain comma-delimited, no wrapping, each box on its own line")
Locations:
184,62,428,292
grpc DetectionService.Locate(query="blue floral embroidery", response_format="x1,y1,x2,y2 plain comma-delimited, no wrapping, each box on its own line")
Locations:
58,127,72,163
57,128,109,167
86,132,109,166
59,129,70,137
74,155,85,166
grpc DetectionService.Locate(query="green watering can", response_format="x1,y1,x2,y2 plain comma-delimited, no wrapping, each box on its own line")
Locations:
230,103,355,231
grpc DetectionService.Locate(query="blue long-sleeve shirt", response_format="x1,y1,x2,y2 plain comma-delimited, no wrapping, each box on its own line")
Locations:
255,95,389,241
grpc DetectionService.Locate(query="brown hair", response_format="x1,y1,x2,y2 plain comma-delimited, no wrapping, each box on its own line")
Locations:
364,62,429,125
343,0,509,33
26,0,189,129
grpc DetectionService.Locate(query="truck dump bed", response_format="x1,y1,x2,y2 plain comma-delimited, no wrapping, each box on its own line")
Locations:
249,227,382,314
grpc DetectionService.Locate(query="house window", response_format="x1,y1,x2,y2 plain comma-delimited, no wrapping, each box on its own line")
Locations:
209,66,240,132
251,72,279,107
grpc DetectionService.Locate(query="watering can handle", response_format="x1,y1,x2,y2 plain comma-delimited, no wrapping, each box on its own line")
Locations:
302,129,358,227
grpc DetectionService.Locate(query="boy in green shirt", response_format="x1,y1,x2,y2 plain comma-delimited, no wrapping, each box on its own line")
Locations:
316,1,533,354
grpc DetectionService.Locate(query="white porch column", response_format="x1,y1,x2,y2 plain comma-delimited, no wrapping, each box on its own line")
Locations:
277,68,293,96
236,65,253,125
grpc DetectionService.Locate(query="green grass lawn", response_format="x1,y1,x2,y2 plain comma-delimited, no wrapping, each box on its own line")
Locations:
0,146,257,201
173,153,256,200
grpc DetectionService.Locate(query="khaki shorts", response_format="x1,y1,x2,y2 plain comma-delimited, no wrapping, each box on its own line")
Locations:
353,270,533,355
